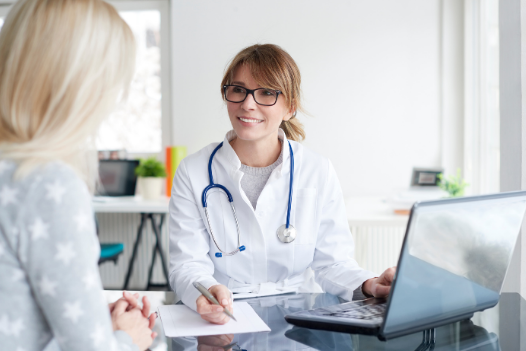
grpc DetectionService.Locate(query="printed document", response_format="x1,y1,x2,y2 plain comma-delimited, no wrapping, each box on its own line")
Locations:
158,302,270,337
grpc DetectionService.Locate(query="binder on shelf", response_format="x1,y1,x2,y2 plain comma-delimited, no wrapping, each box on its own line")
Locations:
165,146,187,197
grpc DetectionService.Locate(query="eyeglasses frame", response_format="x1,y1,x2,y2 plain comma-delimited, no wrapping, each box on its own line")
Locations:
223,84,282,106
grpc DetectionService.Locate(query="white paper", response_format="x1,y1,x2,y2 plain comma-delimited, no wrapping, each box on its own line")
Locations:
232,288,298,300
158,302,270,337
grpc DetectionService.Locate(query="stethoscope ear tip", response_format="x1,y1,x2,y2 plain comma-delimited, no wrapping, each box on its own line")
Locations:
215,252,223,258
239,245,246,251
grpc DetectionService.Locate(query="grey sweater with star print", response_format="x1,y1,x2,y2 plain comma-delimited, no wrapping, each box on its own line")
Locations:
0,159,138,351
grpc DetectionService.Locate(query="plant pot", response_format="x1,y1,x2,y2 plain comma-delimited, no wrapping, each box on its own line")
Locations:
138,177,164,200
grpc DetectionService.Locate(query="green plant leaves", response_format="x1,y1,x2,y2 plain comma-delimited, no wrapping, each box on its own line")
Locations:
437,169,468,197
135,157,167,178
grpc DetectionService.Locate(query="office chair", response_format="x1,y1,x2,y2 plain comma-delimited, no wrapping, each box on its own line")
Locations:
95,215,125,265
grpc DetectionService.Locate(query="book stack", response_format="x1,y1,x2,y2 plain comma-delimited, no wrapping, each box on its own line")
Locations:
165,146,187,197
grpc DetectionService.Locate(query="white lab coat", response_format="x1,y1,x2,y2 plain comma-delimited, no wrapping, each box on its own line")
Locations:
169,129,376,311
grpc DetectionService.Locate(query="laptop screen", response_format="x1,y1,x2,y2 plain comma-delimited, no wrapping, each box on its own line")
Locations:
382,192,526,338
97,160,139,196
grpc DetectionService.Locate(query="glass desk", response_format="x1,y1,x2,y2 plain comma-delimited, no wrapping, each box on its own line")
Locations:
103,291,526,351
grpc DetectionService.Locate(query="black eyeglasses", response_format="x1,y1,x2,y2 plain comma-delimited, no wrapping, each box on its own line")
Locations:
223,85,282,106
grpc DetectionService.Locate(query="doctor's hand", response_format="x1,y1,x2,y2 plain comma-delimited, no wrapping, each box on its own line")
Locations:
362,267,397,298
197,334,235,351
196,284,233,325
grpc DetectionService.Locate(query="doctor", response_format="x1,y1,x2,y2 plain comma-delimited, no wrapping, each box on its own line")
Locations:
169,44,396,324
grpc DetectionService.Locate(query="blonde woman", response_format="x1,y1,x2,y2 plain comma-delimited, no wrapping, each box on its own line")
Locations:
0,0,155,350
169,44,396,324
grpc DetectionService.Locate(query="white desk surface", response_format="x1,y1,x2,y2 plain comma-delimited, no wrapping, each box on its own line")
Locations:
92,195,409,226
345,197,409,227
92,196,170,213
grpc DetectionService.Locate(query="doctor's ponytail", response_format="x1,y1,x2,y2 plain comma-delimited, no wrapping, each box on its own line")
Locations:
221,44,306,142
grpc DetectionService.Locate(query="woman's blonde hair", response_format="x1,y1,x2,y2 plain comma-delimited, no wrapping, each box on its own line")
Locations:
221,44,306,142
0,0,135,191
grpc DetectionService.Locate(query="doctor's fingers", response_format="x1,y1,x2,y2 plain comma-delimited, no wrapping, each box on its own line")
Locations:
378,267,397,285
374,284,391,298
198,334,235,346
197,296,234,316
200,311,231,325
208,285,233,307
196,295,224,314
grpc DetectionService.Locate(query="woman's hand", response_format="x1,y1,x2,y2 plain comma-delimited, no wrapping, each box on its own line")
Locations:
196,284,233,325
362,267,397,297
111,299,153,351
110,292,158,338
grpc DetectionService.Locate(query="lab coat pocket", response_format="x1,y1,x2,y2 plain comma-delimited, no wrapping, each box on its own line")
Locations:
293,188,317,245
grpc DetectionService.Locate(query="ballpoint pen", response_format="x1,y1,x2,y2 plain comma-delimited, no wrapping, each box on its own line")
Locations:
193,281,237,322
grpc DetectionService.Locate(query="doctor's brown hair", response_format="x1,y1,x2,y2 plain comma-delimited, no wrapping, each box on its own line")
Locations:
221,44,306,142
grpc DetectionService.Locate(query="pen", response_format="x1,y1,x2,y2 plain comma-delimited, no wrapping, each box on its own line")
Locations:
193,281,237,322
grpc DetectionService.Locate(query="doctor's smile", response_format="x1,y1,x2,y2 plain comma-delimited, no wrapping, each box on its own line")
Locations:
237,117,264,124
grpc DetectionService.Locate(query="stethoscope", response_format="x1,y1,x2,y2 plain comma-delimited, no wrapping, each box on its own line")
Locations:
202,141,296,257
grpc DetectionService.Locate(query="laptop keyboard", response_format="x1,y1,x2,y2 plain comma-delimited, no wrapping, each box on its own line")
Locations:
317,300,386,320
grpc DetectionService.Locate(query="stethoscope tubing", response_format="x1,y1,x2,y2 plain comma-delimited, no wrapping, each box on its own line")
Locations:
202,140,294,256
286,141,294,229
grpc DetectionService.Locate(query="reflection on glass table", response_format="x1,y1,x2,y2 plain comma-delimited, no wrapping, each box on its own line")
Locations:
101,290,524,351
151,292,524,351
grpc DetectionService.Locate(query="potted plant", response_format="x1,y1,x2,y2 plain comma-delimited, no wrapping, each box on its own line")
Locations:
135,157,167,200
438,169,468,198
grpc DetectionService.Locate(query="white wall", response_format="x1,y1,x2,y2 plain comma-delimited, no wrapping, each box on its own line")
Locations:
171,0,441,197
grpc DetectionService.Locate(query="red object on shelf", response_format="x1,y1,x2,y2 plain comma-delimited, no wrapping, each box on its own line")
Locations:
165,146,172,197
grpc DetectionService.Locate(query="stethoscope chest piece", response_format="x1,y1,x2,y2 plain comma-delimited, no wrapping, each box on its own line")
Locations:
277,224,296,243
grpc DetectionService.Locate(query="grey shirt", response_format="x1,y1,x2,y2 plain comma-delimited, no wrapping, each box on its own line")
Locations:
240,146,283,210
0,160,138,351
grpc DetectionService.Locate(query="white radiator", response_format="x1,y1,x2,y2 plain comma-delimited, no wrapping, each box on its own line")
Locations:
96,214,407,289
350,224,406,275
97,213,170,290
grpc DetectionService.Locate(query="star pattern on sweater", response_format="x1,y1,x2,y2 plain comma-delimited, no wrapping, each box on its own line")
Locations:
12,268,25,282
0,185,17,206
74,211,91,231
39,276,58,297
55,242,75,265
10,318,24,337
83,270,99,290
0,315,24,337
29,218,49,241
63,301,84,323
45,181,66,204
90,324,105,348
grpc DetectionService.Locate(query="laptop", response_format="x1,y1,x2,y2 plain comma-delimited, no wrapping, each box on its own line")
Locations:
96,160,139,196
285,191,526,340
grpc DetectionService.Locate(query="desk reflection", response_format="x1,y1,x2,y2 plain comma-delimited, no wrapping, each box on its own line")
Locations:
170,293,499,351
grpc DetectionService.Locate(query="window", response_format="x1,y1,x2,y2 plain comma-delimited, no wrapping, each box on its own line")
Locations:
0,1,171,155
464,0,500,195
100,0,171,154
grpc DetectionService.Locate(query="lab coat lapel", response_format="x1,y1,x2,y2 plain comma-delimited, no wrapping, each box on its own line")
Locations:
213,131,268,285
